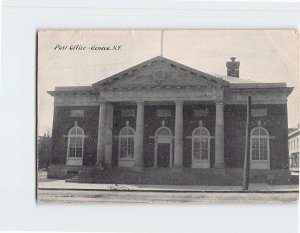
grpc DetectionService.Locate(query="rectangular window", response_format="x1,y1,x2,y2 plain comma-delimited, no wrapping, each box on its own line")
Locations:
121,109,135,117
251,109,267,117
194,109,209,117
70,110,84,117
157,109,172,117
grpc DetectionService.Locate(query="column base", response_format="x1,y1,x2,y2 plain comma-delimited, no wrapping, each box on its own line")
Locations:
212,166,226,175
104,164,112,169
132,166,144,172
95,161,103,167
172,166,184,173
214,163,225,169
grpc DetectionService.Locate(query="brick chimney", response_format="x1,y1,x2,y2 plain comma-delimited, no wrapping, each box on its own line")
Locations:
226,57,240,78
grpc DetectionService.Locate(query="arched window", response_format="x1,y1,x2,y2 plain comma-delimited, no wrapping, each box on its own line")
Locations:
251,127,269,161
119,124,135,159
67,126,84,159
155,127,172,137
192,127,210,161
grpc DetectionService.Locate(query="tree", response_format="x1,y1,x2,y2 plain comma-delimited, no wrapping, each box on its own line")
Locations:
37,132,52,169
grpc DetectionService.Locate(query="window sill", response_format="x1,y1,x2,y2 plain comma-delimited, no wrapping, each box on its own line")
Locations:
250,161,270,169
119,158,134,161
192,160,210,168
66,157,83,166
118,159,134,167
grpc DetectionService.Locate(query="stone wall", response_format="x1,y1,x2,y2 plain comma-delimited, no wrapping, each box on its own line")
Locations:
224,104,289,169
50,103,289,170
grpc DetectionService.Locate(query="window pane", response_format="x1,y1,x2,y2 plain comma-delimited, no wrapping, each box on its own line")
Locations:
120,137,134,158
69,127,77,135
76,137,83,148
76,148,83,157
76,127,83,135
201,149,208,160
120,137,127,158
252,128,260,136
127,128,135,136
260,149,268,160
252,150,260,160
259,128,267,136
193,127,209,136
120,138,127,148
199,128,208,136
157,128,170,136
193,140,201,160
69,148,76,157
252,138,259,149
120,148,127,158
128,138,134,157
260,138,267,149
200,138,208,149
70,137,76,148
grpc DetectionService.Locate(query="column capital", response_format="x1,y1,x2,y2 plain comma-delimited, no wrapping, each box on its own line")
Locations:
99,100,107,106
174,100,184,105
215,100,224,105
136,100,145,105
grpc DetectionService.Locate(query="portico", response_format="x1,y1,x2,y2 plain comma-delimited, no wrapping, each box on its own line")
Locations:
95,98,224,169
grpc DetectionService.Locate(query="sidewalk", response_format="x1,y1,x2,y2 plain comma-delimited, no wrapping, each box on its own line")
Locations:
38,179,299,192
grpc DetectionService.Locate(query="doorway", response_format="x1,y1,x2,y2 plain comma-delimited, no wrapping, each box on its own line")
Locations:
157,143,171,167
153,123,173,167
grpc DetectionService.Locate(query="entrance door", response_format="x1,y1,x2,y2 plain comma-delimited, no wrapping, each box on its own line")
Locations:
157,143,170,167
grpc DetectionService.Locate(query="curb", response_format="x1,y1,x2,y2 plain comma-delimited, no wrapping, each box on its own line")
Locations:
38,187,299,194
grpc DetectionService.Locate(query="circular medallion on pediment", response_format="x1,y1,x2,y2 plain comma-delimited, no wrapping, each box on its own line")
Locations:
152,70,166,84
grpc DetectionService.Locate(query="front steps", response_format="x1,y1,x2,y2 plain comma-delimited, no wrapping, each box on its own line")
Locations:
47,164,298,185
69,167,243,186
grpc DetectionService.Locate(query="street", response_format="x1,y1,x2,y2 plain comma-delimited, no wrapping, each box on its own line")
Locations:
37,189,298,204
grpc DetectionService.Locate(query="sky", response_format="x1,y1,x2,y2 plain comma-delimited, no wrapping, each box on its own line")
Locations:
38,30,300,136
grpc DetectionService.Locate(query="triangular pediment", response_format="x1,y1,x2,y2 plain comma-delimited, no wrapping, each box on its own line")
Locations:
92,56,229,90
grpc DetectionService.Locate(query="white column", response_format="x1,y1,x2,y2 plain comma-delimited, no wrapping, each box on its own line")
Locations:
134,101,144,167
174,100,183,167
215,101,225,168
104,104,113,167
96,101,107,166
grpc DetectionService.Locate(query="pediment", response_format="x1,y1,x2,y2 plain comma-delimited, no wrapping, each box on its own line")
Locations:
92,56,229,90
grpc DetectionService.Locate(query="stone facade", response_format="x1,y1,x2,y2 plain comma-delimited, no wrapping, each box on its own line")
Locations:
48,56,293,175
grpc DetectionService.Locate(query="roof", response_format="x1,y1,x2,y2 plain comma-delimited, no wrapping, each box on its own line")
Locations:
48,56,293,94
214,74,288,88
289,127,300,138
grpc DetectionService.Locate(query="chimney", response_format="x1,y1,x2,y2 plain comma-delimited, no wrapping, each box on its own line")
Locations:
226,57,240,78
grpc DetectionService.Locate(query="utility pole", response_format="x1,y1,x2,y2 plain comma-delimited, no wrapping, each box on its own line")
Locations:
160,30,164,57
243,96,251,191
